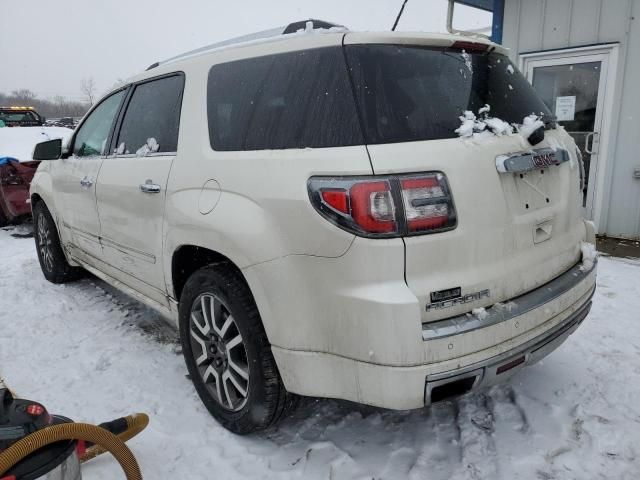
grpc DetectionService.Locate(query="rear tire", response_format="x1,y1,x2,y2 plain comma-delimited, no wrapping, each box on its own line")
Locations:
32,202,83,284
0,207,8,228
179,264,297,434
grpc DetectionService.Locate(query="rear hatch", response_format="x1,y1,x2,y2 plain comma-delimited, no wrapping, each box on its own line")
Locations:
343,34,585,323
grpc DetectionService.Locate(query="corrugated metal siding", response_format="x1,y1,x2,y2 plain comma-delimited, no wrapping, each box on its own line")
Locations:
503,0,640,238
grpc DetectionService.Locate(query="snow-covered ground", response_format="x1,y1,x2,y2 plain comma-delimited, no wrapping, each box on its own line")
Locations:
1,225,639,479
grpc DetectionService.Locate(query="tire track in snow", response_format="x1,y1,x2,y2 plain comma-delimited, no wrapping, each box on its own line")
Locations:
450,393,500,480
487,384,530,433
409,401,462,480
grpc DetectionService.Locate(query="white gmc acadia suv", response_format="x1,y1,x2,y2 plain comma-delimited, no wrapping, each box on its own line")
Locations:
30,21,597,434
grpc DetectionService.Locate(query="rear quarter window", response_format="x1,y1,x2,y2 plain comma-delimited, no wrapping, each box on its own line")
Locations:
207,47,363,151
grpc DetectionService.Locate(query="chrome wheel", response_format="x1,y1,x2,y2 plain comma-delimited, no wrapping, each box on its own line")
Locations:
37,213,54,272
189,293,250,411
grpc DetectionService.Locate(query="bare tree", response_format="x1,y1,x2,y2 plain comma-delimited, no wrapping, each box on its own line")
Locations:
11,89,37,103
81,77,96,106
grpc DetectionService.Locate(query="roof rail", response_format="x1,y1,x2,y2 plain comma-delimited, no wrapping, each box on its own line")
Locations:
149,19,347,69
282,19,345,34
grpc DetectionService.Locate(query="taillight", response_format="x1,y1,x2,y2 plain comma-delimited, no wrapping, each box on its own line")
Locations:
308,172,456,238
401,175,451,233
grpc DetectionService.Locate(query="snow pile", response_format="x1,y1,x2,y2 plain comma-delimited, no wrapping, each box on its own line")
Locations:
0,126,73,161
472,307,489,320
1,228,639,479
516,114,545,140
455,105,514,140
580,241,598,271
461,49,473,73
135,138,159,156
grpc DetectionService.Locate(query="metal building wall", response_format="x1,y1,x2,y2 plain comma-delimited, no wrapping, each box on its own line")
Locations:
502,0,640,238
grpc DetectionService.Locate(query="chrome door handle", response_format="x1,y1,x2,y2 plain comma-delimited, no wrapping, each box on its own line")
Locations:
140,180,161,194
80,176,93,189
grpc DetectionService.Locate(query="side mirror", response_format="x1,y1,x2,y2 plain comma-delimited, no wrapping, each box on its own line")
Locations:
33,139,62,160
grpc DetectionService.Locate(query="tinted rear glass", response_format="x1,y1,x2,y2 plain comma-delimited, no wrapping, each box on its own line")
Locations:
207,47,362,151
345,45,552,144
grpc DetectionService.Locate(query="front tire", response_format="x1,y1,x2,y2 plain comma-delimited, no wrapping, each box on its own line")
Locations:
32,202,83,284
179,264,296,434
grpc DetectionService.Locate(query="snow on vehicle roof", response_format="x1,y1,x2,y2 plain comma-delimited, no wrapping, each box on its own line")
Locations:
0,126,73,162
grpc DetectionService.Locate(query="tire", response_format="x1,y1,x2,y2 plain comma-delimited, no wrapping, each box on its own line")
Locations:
0,207,7,228
179,264,297,434
32,201,83,284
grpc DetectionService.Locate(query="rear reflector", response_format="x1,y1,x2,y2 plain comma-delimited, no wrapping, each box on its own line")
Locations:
496,355,526,375
321,189,349,214
308,172,456,238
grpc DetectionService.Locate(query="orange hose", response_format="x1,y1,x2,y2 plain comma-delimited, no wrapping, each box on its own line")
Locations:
80,413,149,463
0,422,142,480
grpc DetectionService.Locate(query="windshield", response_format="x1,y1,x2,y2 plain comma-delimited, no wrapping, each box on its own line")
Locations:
345,45,552,145
0,111,39,122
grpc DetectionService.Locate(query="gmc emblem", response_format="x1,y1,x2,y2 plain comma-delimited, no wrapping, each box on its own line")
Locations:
532,152,558,167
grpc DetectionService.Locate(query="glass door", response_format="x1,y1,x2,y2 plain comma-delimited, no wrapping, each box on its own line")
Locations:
523,51,611,220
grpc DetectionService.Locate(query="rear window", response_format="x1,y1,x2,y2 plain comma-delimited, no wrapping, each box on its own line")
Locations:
207,47,362,151
345,45,552,145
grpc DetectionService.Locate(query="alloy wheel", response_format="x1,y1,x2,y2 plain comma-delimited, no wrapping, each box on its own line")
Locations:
37,214,54,272
189,293,250,411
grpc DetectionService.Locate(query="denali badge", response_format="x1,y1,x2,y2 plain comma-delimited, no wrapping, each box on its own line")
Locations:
426,289,490,312
430,287,462,303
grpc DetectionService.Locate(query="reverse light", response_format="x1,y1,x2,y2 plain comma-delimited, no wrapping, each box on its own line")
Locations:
308,172,456,238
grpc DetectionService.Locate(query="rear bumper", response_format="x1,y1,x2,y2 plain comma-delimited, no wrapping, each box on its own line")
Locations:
424,292,592,404
271,259,596,409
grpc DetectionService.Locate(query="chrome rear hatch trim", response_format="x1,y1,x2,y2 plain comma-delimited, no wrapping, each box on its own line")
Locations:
422,258,596,341
496,147,570,173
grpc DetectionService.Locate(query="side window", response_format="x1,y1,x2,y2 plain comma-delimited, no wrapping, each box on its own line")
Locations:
207,47,363,151
73,90,125,157
115,75,184,155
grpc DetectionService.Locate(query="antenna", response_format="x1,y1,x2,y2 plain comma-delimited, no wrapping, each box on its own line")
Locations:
392,0,409,31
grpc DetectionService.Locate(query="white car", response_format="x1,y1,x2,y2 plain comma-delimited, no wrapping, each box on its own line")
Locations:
30,21,597,434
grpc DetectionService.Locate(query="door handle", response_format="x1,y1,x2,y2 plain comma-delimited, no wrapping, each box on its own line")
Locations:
80,176,93,189
140,180,161,194
585,132,599,155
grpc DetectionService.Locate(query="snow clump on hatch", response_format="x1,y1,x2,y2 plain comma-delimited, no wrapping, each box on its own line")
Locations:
515,114,545,141
580,241,598,271
455,104,514,140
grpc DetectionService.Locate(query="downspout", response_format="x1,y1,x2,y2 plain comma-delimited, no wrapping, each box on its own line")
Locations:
491,0,505,43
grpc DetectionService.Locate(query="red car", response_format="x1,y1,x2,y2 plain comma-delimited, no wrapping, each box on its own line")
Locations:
0,157,40,227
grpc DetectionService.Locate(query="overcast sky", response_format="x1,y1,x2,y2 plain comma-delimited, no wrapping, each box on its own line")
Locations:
1,0,491,102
